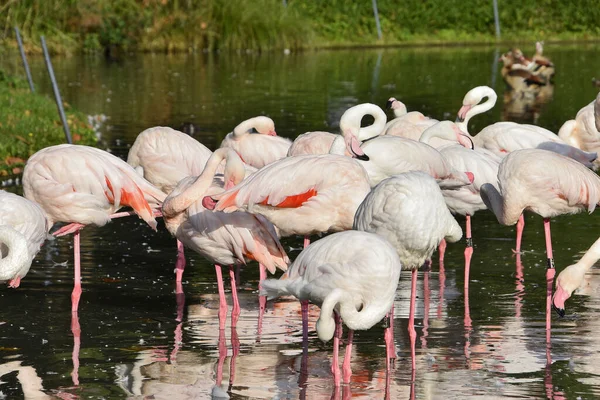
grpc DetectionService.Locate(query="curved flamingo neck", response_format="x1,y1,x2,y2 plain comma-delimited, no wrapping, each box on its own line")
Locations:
480,183,521,226
457,88,497,134
162,148,238,217
0,226,31,281
232,118,259,139
340,103,387,141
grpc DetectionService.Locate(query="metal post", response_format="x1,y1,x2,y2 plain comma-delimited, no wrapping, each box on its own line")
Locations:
491,48,500,88
492,0,501,40
14,27,35,93
372,0,382,40
282,0,287,7
41,36,72,144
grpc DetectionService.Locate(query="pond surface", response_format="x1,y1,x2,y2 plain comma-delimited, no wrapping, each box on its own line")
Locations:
2,43,600,399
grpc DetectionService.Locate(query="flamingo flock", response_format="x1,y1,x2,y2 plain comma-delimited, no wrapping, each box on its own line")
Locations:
3,84,600,392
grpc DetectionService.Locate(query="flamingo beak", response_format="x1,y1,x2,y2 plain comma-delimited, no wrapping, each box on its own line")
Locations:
456,105,472,122
267,130,277,137
386,99,395,109
202,196,217,210
552,286,570,317
344,132,369,161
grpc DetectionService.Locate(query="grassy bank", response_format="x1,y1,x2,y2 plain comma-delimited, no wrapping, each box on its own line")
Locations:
0,71,96,176
1,0,600,54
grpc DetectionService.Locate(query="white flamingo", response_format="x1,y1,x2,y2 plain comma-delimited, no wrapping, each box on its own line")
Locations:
0,191,49,287
558,92,600,170
260,230,400,386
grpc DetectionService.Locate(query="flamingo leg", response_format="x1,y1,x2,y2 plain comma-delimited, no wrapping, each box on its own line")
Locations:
408,269,417,371
53,222,85,237
304,236,310,249
229,265,241,328
229,326,240,391
171,281,185,363
544,218,555,341
438,238,447,264
175,240,186,283
332,312,342,386
215,264,227,330
438,258,446,319
384,303,396,365
421,270,430,350
71,312,81,386
464,279,472,366
215,329,227,393
342,329,354,384
514,214,525,253
71,229,82,313
7,276,21,288
464,214,473,291
301,300,309,353
257,263,267,341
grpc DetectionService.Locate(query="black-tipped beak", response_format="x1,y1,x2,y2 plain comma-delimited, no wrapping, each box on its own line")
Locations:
552,302,565,318
467,136,474,150
386,99,394,110
455,116,465,123
355,153,370,161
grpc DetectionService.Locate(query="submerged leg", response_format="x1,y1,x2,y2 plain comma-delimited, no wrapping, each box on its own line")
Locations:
71,312,81,386
384,303,396,365
175,240,186,283
438,239,447,264
230,265,241,327
215,264,228,330
301,300,309,352
342,330,354,383
71,229,82,313
464,214,473,291
408,269,417,371
544,218,555,342
257,263,267,340
514,214,525,253
421,270,430,349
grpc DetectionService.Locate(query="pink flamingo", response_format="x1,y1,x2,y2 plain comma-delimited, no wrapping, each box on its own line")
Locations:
162,148,288,329
0,190,50,287
203,152,371,343
287,131,337,156
553,236,600,316
219,116,292,168
260,230,400,387
480,149,600,341
22,144,166,312
384,97,440,144
354,171,462,371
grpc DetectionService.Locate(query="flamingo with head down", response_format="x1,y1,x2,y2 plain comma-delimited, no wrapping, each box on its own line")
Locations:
558,93,600,170
219,116,292,168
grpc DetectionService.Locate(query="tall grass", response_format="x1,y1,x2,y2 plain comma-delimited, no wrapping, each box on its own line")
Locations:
1,0,600,54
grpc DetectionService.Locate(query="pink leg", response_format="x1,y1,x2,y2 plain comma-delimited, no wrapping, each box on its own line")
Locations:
229,265,241,328
464,214,473,291
71,312,81,386
304,236,310,249
215,265,227,330
7,276,21,288
108,211,135,219
514,214,525,253
421,270,430,349
301,300,309,350
53,222,85,237
342,329,354,383
544,218,555,342
384,304,396,364
332,312,342,386
438,238,447,264
71,230,82,313
464,280,472,365
229,326,240,389
408,269,417,371
175,240,186,283
515,254,524,318
170,322,183,364
216,329,227,391
257,263,267,340
438,258,446,319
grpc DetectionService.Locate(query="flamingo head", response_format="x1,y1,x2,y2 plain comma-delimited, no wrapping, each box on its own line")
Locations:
386,97,408,117
202,196,217,210
315,315,336,342
341,129,369,161
456,105,472,122
222,150,246,189
552,262,587,317
254,116,277,136
452,124,474,150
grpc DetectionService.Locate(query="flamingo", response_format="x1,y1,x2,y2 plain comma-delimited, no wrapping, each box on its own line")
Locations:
552,236,600,317
480,149,600,341
127,126,256,283
558,93,600,170
419,121,500,287
455,86,596,167
0,191,50,287
219,116,292,168
334,103,475,188
353,171,462,371
383,98,440,144
162,148,289,329
22,144,166,311
260,230,401,386
287,131,337,157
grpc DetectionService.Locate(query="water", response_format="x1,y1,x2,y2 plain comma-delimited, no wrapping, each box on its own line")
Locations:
2,44,600,399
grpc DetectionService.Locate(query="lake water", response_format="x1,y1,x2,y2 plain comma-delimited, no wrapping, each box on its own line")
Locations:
2,43,600,399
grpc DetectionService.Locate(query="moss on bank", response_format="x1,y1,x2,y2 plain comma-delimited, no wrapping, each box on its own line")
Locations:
0,71,96,176
1,0,600,55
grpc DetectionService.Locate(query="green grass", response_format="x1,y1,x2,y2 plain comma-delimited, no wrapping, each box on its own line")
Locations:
0,70,96,176
1,0,600,54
